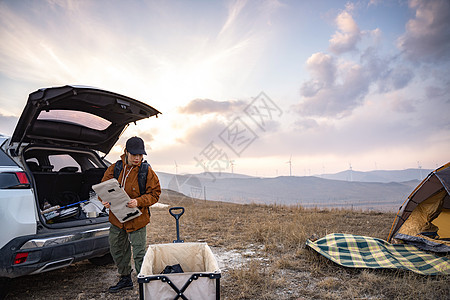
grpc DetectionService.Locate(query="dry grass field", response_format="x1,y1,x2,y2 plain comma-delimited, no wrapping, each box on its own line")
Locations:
156,190,449,300
4,189,449,299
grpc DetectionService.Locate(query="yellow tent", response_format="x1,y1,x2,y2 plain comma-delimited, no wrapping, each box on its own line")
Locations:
388,162,450,252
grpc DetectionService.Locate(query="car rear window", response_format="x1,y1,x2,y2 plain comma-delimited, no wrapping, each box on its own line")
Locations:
48,154,80,172
37,110,111,130
0,149,17,167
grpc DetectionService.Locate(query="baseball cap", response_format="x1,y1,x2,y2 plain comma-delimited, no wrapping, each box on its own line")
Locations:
125,136,147,155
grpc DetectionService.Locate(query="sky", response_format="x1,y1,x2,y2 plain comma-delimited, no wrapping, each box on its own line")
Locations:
0,0,449,177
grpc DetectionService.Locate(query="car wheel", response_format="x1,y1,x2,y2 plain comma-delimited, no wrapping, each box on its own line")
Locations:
88,252,114,266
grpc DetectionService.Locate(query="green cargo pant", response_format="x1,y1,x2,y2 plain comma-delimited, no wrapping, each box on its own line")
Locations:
109,224,147,276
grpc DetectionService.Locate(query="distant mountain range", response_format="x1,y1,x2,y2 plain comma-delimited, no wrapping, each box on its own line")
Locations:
155,168,432,212
319,168,432,183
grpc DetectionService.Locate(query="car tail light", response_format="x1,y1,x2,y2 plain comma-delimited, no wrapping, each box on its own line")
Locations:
15,172,29,184
0,171,30,189
14,252,29,264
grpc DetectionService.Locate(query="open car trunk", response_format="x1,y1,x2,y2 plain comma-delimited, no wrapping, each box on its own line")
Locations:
24,145,109,228
5,85,162,229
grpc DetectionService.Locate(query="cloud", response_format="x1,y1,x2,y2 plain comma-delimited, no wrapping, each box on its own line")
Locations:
299,53,336,99
426,84,449,100
45,0,83,10
296,2,424,119
219,0,282,36
389,95,417,114
304,53,336,88
297,46,416,118
219,0,248,36
178,118,228,146
296,6,373,118
178,98,247,115
397,0,450,63
276,91,444,160
293,118,319,130
378,66,414,93
329,9,361,54
360,47,414,93
297,52,372,118
0,113,18,136
368,0,383,6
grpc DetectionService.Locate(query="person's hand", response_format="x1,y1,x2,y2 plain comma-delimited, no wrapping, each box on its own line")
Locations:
127,199,138,208
102,201,110,209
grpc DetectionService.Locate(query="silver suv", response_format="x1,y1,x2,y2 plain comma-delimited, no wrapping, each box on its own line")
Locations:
0,85,160,281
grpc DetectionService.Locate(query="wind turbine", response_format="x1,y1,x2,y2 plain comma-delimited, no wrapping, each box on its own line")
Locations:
349,162,353,182
174,160,178,175
418,161,422,179
286,155,292,176
229,160,235,174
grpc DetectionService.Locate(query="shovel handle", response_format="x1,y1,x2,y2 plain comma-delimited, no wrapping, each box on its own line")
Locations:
169,207,184,220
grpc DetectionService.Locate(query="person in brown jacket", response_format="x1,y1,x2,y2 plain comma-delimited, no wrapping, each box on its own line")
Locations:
100,136,161,293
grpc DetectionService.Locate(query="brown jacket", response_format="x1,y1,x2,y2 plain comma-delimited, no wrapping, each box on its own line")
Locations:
101,154,161,232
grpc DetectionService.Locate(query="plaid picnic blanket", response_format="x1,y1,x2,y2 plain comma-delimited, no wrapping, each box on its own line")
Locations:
306,233,450,275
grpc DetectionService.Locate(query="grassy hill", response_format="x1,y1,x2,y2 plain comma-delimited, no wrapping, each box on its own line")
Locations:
149,190,448,300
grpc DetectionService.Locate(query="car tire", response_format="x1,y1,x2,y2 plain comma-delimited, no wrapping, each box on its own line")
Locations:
88,252,114,266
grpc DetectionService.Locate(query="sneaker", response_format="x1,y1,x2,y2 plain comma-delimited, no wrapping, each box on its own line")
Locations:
108,274,133,293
